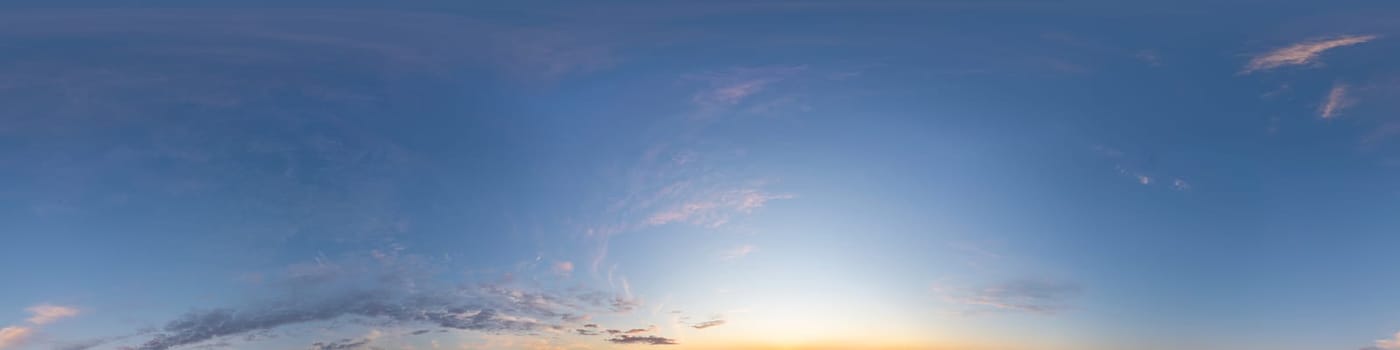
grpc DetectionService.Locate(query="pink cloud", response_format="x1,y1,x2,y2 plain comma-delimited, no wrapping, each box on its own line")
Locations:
1372,331,1400,350
644,189,793,228
0,327,32,349
26,304,79,325
553,261,575,275
688,65,807,113
1243,35,1378,74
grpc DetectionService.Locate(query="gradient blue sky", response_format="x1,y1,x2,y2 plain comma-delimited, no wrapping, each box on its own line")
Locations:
4,1,1400,350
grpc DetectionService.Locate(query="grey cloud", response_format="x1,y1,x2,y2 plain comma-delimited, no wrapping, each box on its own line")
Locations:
577,291,641,313
691,320,726,329
137,290,552,350
129,254,632,350
310,338,370,350
624,326,654,334
940,279,1081,315
607,335,678,345
576,329,601,336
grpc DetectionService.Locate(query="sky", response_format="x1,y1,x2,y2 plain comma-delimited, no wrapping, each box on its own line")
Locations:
2,1,1400,350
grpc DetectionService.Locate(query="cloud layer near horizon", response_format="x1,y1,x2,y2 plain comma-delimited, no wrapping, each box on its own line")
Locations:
104,253,638,350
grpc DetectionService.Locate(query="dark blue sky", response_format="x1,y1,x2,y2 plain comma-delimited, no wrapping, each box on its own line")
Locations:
3,1,1400,350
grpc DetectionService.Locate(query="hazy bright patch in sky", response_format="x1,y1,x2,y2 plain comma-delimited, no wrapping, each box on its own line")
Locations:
3,1,1400,350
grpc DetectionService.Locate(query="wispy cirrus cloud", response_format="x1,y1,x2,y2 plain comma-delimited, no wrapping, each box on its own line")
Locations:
607,335,678,345
1320,82,1355,119
26,304,80,325
688,65,808,114
1242,35,1378,74
691,319,727,329
645,189,794,228
720,245,759,260
936,279,1081,315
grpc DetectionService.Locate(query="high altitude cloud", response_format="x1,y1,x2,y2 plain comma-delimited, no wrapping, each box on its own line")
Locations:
607,335,678,345
938,279,1081,315
720,245,759,260
26,304,80,325
1320,82,1355,119
689,65,808,112
691,320,727,329
1242,35,1378,73
645,189,794,228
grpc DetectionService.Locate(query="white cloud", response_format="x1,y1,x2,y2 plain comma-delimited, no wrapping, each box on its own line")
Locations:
720,245,759,260
1171,178,1191,191
1319,82,1354,119
26,304,80,325
1242,35,1377,74
0,327,32,350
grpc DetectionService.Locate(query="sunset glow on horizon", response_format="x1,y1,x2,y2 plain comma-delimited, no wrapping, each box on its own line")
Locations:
4,1,1400,350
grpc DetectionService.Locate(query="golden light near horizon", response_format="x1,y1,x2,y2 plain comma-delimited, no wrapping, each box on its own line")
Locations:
4,2,1400,350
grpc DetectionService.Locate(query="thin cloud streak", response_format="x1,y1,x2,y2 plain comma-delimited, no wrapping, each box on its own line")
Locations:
720,245,759,260
607,335,678,345
26,304,80,325
688,65,808,114
691,320,726,329
1242,35,1378,74
644,189,793,228
936,279,1081,315
1320,82,1354,119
